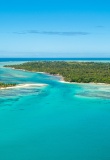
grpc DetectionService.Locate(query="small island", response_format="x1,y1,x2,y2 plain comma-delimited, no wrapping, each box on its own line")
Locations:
0,82,16,89
4,61,110,84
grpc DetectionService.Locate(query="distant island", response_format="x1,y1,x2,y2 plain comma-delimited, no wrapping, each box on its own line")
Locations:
0,82,16,89
4,61,110,84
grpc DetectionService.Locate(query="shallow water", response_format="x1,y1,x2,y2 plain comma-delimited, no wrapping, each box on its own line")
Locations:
0,61,110,160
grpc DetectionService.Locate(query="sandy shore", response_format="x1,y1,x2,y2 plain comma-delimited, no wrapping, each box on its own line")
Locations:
60,79,110,86
0,83,47,90
7,67,110,86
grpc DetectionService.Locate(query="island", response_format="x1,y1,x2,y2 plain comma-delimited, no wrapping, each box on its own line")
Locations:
0,82,16,89
4,61,110,84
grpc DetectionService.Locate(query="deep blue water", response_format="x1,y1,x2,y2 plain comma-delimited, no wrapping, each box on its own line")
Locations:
0,60,110,160
0,57,110,62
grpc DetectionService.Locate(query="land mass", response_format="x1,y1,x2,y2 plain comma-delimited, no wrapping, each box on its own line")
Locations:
4,61,110,84
0,82,16,89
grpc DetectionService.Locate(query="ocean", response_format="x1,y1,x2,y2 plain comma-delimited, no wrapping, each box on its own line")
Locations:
0,58,110,160
0,57,110,62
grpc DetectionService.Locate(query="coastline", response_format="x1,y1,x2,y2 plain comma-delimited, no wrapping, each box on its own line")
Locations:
7,67,110,86
0,83,47,90
60,78,110,86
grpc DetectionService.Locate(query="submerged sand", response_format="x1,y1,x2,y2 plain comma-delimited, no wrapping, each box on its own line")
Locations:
0,83,47,90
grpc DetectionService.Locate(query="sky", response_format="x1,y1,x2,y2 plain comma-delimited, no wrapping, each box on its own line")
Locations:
0,0,110,58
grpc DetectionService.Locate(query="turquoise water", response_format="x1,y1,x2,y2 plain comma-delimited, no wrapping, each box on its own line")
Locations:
0,61,110,160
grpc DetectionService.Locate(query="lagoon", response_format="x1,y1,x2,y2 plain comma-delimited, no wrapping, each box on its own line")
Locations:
0,60,110,160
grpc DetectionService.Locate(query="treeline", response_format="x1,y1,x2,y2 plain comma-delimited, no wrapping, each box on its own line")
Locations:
0,82,16,88
5,61,110,84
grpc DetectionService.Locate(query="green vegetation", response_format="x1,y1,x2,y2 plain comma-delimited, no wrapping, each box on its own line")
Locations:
5,61,110,84
0,82,16,88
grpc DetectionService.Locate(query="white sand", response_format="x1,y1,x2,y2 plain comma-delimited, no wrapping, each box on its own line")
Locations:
0,83,47,90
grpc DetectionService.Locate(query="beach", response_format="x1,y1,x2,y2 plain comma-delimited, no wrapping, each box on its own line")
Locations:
0,83,47,90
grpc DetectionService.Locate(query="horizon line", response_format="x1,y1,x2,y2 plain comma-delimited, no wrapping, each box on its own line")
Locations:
0,57,110,59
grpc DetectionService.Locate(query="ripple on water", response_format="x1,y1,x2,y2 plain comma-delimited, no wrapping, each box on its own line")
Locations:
75,84,110,99
0,83,47,108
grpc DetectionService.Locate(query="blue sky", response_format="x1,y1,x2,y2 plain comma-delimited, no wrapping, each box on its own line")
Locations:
0,0,110,57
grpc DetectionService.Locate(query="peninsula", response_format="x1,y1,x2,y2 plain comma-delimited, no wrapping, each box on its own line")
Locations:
5,61,110,84
0,82,16,89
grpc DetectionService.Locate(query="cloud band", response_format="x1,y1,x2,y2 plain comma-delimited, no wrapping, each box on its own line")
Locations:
14,30,90,36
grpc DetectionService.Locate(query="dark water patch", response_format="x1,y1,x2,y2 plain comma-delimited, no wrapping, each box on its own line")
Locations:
0,58,110,62
19,109,25,111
